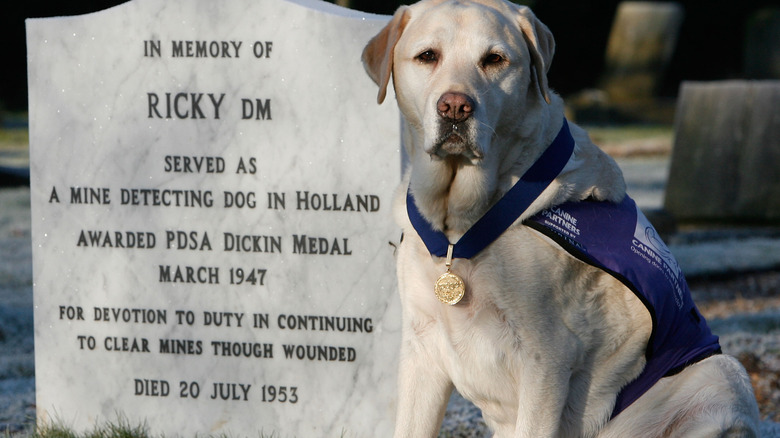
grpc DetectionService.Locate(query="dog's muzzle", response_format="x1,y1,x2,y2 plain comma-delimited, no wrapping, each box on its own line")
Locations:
431,92,483,160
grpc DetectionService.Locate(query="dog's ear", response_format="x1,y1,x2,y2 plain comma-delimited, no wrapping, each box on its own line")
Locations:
362,6,410,104
517,7,555,104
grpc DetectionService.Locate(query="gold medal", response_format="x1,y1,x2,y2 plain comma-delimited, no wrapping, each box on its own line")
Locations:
434,244,465,305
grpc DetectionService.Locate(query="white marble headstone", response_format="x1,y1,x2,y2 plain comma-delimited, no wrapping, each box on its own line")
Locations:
26,0,400,436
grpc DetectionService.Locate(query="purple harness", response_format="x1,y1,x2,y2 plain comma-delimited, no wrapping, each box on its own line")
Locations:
525,196,721,418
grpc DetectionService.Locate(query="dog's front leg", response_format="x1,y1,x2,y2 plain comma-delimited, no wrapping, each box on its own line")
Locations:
512,366,571,438
510,338,577,438
393,336,454,438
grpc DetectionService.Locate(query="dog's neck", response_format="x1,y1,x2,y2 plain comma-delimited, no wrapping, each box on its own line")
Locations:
405,110,628,242
406,110,566,239
407,121,575,263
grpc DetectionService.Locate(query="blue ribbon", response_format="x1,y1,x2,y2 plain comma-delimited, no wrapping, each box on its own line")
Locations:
407,119,575,259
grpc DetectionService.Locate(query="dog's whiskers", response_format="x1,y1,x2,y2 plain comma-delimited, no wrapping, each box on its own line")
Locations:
476,119,497,137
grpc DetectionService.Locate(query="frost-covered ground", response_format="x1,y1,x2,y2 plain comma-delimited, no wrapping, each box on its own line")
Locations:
0,187,35,435
2,150,780,436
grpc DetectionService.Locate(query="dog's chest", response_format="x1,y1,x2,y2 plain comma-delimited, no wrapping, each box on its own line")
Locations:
407,215,655,411
400,229,560,406
434,292,538,428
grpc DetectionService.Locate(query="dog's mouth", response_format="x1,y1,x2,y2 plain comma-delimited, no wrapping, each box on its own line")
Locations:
430,121,483,161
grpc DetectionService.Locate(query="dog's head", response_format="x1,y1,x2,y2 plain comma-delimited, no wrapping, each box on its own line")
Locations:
362,0,555,165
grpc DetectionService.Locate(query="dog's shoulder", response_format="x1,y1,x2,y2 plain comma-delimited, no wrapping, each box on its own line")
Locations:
524,120,626,219
568,122,626,203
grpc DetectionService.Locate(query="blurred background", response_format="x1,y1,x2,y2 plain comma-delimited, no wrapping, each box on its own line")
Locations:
2,0,779,119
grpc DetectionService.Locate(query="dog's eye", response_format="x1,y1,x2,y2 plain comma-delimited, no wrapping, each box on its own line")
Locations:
482,53,505,67
416,50,438,64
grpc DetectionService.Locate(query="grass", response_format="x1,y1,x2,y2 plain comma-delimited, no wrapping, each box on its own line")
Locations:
31,421,149,438
5,417,349,438
0,129,28,148
9,424,291,438
580,123,674,157
4,416,150,438
583,124,673,145
6,423,505,438
0,110,28,153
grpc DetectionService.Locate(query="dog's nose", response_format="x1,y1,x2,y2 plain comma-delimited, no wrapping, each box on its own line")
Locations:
437,92,475,122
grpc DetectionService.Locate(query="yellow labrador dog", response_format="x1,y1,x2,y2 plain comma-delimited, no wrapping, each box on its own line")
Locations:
362,0,760,437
